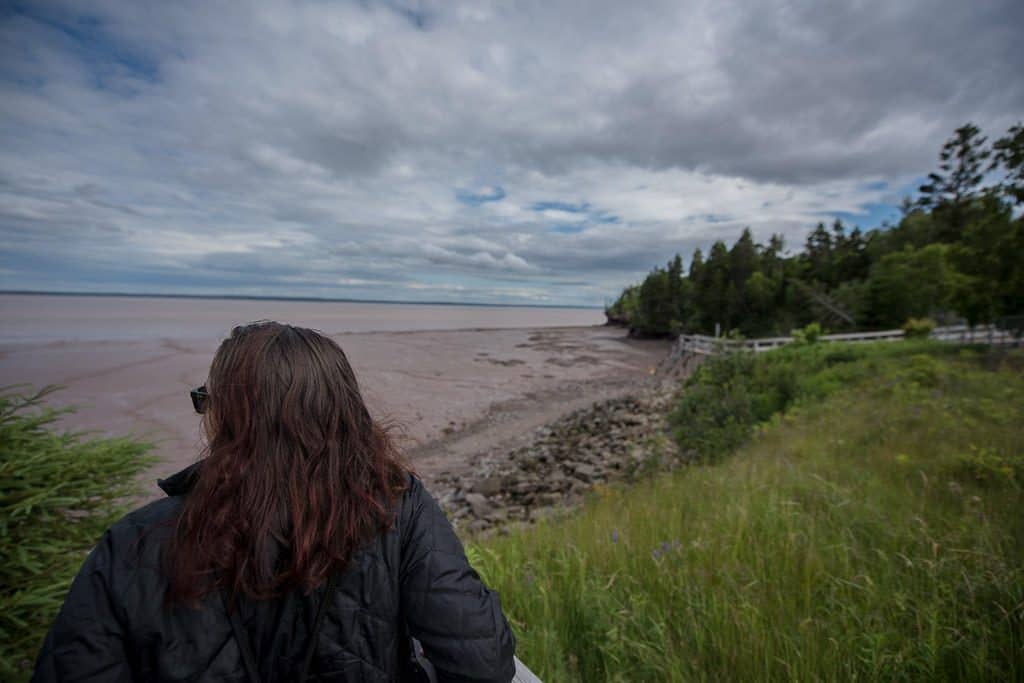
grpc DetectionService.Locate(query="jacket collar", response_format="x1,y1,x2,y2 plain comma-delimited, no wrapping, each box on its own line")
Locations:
157,460,203,496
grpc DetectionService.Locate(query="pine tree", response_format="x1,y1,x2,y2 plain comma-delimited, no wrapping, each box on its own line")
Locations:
992,123,1024,205
917,123,991,240
803,222,833,287
688,248,704,280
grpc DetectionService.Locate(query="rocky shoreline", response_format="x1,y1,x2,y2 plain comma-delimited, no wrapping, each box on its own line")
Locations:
433,381,692,535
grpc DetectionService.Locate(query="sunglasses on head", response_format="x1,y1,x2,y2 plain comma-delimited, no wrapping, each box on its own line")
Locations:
190,385,209,414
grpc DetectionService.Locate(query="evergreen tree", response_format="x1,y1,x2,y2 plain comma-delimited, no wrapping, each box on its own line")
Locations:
992,122,1024,205
635,267,672,335
666,253,690,333
701,241,732,333
729,228,759,291
917,123,991,241
667,253,683,320
834,224,870,283
689,248,704,280
744,271,775,334
947,195,1023,325
762,234,786,311
727,228,759,331
865,245,956,328
803,222,833,287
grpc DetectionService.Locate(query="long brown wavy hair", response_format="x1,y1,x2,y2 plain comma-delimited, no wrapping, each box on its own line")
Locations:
165,321,409,605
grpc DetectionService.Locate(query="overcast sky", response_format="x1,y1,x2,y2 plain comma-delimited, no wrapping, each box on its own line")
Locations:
1,0,1022,306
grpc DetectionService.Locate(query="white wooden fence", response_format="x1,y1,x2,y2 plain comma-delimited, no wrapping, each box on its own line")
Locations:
674,324,1020,356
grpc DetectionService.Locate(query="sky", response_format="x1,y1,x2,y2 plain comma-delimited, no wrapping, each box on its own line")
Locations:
1,0,1022,307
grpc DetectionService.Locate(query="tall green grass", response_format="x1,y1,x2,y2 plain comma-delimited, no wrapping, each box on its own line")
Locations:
473,345,1024,681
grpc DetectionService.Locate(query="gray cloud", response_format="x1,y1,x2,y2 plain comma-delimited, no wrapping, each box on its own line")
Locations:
1,0,1021,306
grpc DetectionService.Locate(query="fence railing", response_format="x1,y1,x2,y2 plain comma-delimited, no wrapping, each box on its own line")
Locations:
674,324,1020,356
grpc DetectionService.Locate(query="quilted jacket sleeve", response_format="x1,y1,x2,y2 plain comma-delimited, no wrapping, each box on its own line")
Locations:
32,531,134,683
399,477,516,683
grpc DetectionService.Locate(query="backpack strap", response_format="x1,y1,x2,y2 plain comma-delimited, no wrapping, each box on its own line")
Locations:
297,573,340,682
223,591,263,683
222,573,341,683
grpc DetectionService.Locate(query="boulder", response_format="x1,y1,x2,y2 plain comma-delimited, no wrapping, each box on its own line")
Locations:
464,493,492,518
473,476,506,496
573,463,599,482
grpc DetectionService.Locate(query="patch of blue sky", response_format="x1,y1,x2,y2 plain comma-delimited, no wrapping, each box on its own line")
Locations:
833,202,902,229
9,3,160,88
530,200,589,213
827,178,920,230
532,200,619,228
547,224,586,234
368,1,434,30
456,185,506,206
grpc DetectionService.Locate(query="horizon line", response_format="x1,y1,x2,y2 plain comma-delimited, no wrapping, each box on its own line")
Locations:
0,289,605,311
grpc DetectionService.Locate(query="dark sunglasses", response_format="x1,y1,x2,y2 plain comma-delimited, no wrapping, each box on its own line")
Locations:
190,385,209,414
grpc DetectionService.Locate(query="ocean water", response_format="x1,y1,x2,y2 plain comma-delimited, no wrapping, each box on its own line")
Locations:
0,294,605,344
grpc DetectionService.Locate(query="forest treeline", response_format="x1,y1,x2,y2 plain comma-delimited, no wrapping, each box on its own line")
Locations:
606,123,1024,337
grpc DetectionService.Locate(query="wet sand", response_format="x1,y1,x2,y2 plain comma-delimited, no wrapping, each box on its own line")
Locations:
0,324,670,499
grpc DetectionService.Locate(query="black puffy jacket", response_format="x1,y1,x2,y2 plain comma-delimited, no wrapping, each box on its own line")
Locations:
32,464,516,682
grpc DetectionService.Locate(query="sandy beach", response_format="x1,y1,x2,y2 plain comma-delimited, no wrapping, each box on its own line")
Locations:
0,296,669,498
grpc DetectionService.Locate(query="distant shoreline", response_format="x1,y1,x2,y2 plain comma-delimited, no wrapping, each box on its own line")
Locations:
0,290,603,311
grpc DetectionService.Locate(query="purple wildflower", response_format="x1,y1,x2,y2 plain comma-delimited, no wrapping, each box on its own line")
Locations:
652,539,682,561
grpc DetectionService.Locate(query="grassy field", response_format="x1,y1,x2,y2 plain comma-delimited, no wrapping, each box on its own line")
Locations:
472,343,1024,681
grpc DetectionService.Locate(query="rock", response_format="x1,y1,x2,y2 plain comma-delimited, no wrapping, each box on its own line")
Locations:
486,507,509,522
432,385,682,534
511,479,538,495
547,472,570,492
473,476,506,496
573,463,599,482
464,493,492,518
536,491,564,506
569,477,589,493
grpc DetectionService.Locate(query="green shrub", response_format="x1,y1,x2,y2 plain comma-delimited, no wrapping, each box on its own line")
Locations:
903,317,937,338
790,321,825,345
903,353,943,386
0,386,155,681
670,340,961,462
671,350,757,460
947,445,1021,488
